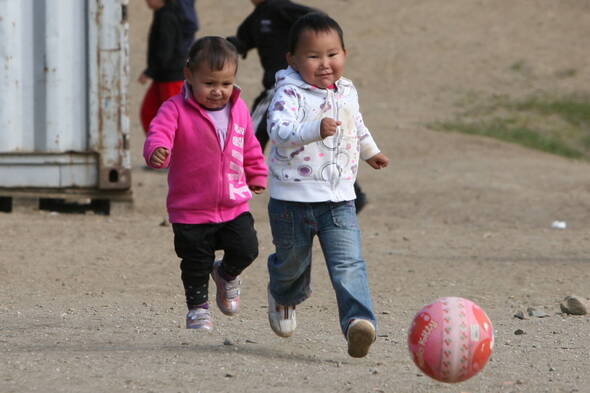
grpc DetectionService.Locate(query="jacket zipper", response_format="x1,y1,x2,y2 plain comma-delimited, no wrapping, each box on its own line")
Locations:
330,89,341,189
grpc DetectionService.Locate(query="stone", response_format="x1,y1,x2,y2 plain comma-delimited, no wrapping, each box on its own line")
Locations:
560,295,588,315
527,307,550,318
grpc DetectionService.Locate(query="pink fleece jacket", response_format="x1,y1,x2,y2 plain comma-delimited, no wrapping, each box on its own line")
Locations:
143,84,268,224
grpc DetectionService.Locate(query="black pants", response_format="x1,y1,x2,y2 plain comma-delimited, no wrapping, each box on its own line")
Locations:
172,212,259,308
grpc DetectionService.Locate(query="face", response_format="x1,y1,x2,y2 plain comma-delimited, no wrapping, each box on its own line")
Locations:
287,28,347,89
184,62,237,109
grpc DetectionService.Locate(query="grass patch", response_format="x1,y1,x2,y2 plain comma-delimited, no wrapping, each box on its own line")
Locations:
431,94,590,160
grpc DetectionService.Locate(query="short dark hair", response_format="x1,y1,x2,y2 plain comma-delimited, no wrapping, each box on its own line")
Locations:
186,36,239,72
287,12,345,54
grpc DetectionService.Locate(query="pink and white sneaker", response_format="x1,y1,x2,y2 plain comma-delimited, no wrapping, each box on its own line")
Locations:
211,260,241,316
186,308,213,331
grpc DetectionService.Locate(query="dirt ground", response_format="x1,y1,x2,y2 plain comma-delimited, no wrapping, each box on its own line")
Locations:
2,1,590,392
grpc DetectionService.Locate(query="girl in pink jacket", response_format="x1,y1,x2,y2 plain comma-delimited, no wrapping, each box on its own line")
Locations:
144,36,268,331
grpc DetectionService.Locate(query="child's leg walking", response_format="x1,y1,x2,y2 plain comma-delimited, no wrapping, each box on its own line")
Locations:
267,199,315,306
214,212,259,278
211,212,259,316
140,82,160,134
316,201,377,334
172,223,216,309
266,199,315,337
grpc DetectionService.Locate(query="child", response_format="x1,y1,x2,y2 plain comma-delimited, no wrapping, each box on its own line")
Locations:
144,36,268,330
265,12,389,357
139,0,187,135
227,0,369,213
227,0,314,150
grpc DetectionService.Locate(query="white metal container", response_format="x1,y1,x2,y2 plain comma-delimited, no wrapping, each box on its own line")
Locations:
0,0,130,193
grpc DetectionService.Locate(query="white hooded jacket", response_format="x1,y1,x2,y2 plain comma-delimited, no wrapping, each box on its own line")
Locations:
266,66,381,202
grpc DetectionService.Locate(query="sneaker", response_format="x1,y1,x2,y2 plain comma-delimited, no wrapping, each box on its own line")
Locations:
346,319,376,358
267,289,296,337
186,308,213,331
211,260,240,316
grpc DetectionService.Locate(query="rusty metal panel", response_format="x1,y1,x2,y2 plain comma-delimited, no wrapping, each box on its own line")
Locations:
0,0,130,192
88,0,130,190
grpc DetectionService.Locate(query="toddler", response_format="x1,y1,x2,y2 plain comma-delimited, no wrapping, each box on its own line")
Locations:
144,36,268,330
265,12,389,357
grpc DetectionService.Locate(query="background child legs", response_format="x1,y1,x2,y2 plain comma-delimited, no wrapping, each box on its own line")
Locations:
317,201,377,335
140,80,184,134
251,88,274,152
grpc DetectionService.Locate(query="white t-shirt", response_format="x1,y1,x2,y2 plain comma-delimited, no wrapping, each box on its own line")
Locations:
205,105,231,149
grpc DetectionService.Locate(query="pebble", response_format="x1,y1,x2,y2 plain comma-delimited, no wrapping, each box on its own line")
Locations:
560,295,588,315
513,311,527,320
527,307,550,318
514,329,525,335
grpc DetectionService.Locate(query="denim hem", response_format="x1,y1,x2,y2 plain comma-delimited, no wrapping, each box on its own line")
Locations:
271,288,312,307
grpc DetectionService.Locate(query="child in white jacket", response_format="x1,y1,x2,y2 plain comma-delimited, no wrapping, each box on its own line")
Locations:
265,12,389,358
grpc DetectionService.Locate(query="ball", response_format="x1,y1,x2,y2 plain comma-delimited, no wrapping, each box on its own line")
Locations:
408,297,494,383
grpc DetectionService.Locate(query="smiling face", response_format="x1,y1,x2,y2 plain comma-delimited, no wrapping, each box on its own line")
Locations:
184,61,237,109
287,28,347,89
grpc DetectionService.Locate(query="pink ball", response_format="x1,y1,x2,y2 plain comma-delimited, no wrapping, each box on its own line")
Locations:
408,297,494,383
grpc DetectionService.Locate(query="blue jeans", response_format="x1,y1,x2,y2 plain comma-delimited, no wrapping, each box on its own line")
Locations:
267,198,377,335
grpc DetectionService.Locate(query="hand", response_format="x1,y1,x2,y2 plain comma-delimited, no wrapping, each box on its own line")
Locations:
320,118,341,138
150,147,170,167
366,152,389,169
138,73,151,85
249,185,265,194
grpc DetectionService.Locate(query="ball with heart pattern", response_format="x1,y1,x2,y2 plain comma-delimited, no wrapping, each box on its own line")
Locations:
408,297,494,383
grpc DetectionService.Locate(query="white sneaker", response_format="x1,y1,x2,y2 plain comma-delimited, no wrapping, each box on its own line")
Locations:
268,289,296,337
346,319,376,358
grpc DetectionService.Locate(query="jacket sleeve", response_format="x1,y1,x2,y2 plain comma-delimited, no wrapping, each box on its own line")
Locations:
145,12,180,78
227,13,256,58
355,109,381,161
267,86,323,147
143,99,178,168
241,107,268,189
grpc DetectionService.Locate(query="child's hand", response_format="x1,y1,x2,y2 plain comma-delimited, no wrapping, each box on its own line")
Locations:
138,73,151,85
320,118,341,138
249,185,265,194
366,152,389,169
150,147,170,167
